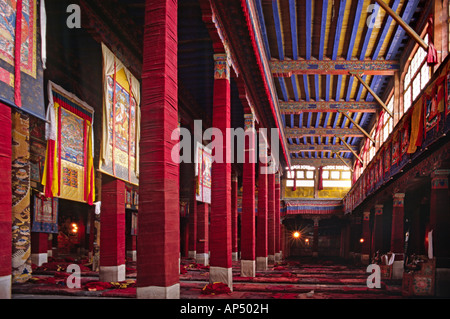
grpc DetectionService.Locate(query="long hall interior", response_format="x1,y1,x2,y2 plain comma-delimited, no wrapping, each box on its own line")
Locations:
0,0,449,300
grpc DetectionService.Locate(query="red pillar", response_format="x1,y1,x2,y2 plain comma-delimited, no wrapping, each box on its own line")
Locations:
137,0,179,299
188,185,197,259
267,171,275,263
256,162,268,271
241,114,256,277
209,53,233,289
231,175,238,261
391,193,405,279
31,233,49,267
196,203,209,265
312,217,319,257
391,194,405,254
372,204,384,255
429,169,450,296
361,211,371,264
275,174,281,262
100,178,126,282
0,103,11,298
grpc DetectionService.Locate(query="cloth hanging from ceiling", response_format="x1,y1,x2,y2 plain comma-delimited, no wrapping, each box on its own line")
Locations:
42,81,95,205
284,200,343,215
99,43,140,185
31,194,58,233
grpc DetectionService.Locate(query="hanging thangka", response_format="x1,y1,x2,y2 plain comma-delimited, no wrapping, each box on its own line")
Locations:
99,43,140,185
195,143,212,204
42,82,95,205
31,194,58,233
424,93,439,133
447,73,450,116
391,131,400,165
384,143,391,176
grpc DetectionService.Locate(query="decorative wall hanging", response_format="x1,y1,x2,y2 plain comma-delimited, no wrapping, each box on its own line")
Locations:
99,43,140,185
31,194,58,233
11,110,31,283
42,81,95,204
195,143,212,204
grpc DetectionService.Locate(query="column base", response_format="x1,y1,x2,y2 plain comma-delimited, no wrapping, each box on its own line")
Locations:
232,252,239,261
209,266,233,291
268,255,275,264
240,260,255,278
196,253,209,266
127,250,137,262
256,257,268,271
392,260,404,280
99,264,126,282
274,252,281,263
47,249,53,258
137,283,180,299
188,250,196,259
361,254,370,265
0,275,11,299
31,253,48,267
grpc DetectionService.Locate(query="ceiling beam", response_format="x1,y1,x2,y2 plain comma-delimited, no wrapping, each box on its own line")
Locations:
290,157,352,167
270,59,400,76
279,100,378,114
285,127,364,138
288,144,356,153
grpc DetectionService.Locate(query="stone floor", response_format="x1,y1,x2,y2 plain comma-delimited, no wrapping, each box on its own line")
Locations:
11,256,409,299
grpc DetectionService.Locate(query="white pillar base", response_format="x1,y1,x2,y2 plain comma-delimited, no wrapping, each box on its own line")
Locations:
240,260,255,277
232,252,239,261
0,275,11,299
127,250,137,262
137,283,180,299
196,253,209,266
268,255,275,264
392,260,404,280
188,250,196,259
47,249,53,258
274,252,281,263
209,266,233,291
99,264,126,282
256,256,268,271
31,253,48,267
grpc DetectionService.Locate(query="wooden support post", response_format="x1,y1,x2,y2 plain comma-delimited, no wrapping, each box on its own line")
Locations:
351,72,393,118
339,111,376,145
374,0,428,51
336,135,364,164
334,152,354,172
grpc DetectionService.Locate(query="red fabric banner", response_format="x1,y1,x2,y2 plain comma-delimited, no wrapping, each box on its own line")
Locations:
100,178,125,268
14,0,23,107
241,134,256,261
267,173,275,257
275,179,281,254
231,177,238,254
256,165,268,258
137,0,180,289
210,75,232,269
0,103,12,277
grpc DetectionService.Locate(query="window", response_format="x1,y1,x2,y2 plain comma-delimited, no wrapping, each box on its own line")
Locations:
403,34,430,114
285,165,316,189
382,97,394,143
321,166,352,188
